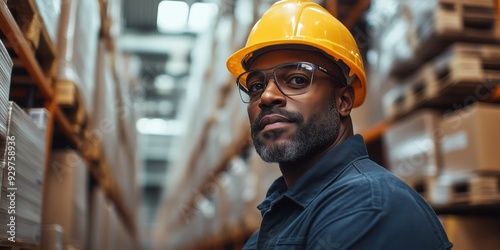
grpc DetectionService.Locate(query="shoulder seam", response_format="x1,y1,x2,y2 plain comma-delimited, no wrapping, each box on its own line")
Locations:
353,158,383,209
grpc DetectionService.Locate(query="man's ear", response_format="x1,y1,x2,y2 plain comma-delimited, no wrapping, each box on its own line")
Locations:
337,84,354,117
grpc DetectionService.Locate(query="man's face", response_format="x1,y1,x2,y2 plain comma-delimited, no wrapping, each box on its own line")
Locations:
247,49,342,163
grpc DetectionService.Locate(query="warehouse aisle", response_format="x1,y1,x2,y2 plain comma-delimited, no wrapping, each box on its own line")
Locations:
0,0,499,250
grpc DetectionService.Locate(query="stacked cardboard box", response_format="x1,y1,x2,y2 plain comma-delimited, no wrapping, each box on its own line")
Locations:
432,103,500,205
0,39,13,163
0,102,46,244
384,102,500,205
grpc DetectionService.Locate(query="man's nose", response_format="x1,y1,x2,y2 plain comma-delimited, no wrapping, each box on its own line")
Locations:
258,78,286,109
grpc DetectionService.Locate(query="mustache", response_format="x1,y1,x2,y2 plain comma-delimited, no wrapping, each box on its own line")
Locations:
250,108,303,132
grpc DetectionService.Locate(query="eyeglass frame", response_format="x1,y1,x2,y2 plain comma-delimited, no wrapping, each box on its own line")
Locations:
236,61,347,103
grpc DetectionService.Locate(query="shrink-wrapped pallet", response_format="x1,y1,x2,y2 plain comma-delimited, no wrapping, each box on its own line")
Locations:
428,103,500,205
40,224,64,250
57,0,100,117
0,102,46,244
42,150,88,249
101,0,123,39
0,39,13,163
92,40,119,168
33,0,61,45
367,0,499,79
89,187,110,250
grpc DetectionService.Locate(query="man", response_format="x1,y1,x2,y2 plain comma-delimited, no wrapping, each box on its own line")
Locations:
226,0,452,249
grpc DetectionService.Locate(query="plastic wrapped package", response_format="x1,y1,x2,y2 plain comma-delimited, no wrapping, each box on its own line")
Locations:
89,187,110,250
105,205,118,250
116,139,137,217
0,102,46,244
40,225,64,250
42,150,88,249
113,51,139,168
57,0,100,117
369,11,414,77
104,0,123,39
92,40,119,168
0,40,13,159
33,0,61,45
112,52,139,215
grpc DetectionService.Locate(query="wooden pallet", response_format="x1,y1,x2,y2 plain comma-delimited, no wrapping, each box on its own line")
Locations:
3,0,57,77
0,240,38,250
432,0,498,40
54,80,88,134
385,43,500,120
391,0,500,78
431,172,500,206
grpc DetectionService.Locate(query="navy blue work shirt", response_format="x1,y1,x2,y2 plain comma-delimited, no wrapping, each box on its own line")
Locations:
244,135,452,250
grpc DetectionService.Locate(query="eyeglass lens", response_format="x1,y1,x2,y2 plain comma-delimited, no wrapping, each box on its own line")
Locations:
238,62,315,103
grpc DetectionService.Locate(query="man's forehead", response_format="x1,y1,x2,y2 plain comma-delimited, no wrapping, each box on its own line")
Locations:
249,49,332,69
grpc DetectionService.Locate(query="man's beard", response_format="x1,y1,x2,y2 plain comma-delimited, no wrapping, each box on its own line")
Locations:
250,99,340,163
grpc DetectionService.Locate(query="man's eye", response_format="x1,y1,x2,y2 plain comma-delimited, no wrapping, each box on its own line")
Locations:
248,82,266,93
286,75,309,87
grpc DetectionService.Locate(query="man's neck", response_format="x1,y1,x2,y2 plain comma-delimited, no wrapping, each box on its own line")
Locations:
278,123,354,188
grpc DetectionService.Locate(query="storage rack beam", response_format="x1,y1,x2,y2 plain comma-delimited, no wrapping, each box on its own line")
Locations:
359,120,388,144
0,1,53,99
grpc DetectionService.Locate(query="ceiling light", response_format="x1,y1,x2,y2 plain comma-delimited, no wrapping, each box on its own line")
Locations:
154,74,175,94
187,2,219,32
136,118,185,136
157,0,189,33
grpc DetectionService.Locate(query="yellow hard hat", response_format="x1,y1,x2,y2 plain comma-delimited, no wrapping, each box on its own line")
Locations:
226,0,366,108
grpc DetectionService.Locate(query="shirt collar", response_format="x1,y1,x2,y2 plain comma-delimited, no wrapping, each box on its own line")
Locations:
257,134,369,212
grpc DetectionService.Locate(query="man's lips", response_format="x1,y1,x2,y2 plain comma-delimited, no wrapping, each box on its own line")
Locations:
258,114,292,130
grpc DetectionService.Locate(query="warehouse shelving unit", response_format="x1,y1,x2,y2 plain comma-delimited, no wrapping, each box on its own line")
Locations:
368,1,500,249
0,0,138,248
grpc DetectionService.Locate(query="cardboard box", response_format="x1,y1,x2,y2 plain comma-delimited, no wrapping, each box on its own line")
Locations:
439,103,500,174
384,109,442,181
